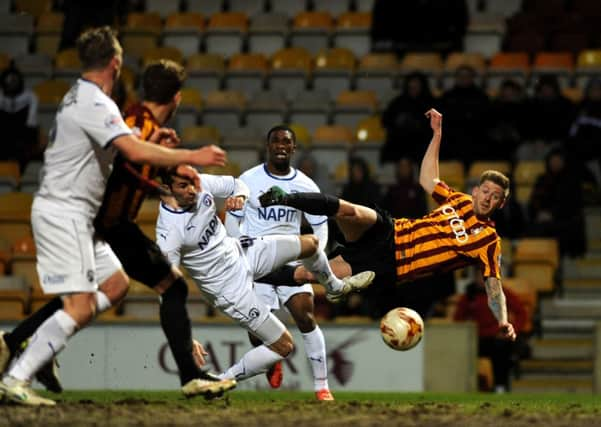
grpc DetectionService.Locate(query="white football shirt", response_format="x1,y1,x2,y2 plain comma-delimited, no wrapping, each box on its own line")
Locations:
33,78,132,219
229,164,327,237
156,174,243,289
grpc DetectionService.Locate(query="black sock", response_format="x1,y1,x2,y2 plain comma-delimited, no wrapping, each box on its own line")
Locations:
159,277,199,385
284,193,340,216
257,265,300,287
4,297,63,355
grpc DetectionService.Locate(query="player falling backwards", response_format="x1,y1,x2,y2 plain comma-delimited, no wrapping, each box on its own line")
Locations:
258,109,516,341
156,169,374,385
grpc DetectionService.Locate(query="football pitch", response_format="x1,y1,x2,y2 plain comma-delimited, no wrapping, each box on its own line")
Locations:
2,391,601,426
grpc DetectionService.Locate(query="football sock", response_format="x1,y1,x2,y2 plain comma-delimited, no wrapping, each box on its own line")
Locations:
283,193,340,217
301,249,344,293
257,264,300,287
302,326,329,391
7,309,77,382
159,277,199,385
220,345,283,381
3,297,63,355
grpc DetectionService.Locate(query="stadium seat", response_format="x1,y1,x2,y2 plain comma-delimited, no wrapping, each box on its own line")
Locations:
181,125,220,148
187,0,223,16
486,52,530,91
575,49,601,90
0,13,34,57
502,277,536,335
314,0,351,15
0,276,29,320
19,159,42,193
399,52,443,90
442,52,486,90
53,48,81,84
176,87,202,132
221,126,263,147
142,46,184,67
268,47,312,101
464,13,505,58
288,90,331,135
531,52,574,90
224,53,268,99
121,12,162,61
355,115,385,143
33,79,70,131
15,52,52,89
290,11,334,55
0,194,32,245
467,161,511,183
0,52,9,70
185,53,225,96
202,162,242,177
513,160,544,186
288,123,311,146
0,160,20,194
145,0,181,18
244,90,287,133
514,238,560,269
201,90,245,131
205,12,248,57
332,89,377,129
247,13,288,57
162,12,205,58
15,0,51,18
10,234,39,297
355,53,398,100
312,125,354,178
333,12,372,58
228,0,265,16
513,263,556,293
270,0,308,18
34,12,64,57
313,124,353,144
438,160,465,191
224,145,261,174
312,47,355,99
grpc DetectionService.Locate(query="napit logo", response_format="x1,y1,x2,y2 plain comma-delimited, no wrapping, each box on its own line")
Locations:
43,274,67,285
441,205,468,243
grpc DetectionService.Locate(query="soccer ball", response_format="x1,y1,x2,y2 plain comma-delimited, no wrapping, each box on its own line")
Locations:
380,307,424,351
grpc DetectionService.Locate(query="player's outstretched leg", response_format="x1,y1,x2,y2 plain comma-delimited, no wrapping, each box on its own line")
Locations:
259,186,340,217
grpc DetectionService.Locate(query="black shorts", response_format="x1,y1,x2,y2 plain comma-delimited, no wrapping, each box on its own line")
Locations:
329,206,397,286
98,221,172,288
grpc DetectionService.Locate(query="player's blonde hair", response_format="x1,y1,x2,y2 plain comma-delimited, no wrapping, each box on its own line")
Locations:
479,170,510,199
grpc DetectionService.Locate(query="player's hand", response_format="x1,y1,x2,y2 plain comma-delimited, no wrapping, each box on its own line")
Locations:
224,195,246,211
424,108,442,133
190,144,227,167
176,164,201,190
498,322,516,341
192,339,208,367
150,127,180,147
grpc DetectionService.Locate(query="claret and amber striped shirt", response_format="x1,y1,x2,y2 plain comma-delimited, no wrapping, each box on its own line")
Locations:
95,103,160,229
393,181,502,283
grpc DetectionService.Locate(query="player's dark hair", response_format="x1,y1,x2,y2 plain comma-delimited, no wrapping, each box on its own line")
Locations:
76,26,121,71
159,167,178,187
480,170,510,198
143,60,186,104
266,125,296,144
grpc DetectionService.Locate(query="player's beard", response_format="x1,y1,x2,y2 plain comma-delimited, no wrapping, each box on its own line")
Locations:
271,157,290,174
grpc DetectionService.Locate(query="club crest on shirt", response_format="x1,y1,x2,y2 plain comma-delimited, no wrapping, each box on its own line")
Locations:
202,194,213,207
471,226,484,235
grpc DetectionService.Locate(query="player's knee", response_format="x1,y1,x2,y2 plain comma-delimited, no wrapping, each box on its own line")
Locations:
295,312,316,333
100,269,129,305
63,293,97,326
272,330,294,357
299,234,319,257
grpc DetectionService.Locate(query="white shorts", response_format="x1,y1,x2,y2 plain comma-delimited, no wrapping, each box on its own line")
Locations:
253,282,314,311
31,210,122,295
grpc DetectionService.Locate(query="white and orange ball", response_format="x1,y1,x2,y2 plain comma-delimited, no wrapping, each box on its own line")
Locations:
380,307,424,351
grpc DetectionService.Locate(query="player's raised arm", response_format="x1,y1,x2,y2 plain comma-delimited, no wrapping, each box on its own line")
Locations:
418,108,443,195
113,133,227,168
484,277,517,341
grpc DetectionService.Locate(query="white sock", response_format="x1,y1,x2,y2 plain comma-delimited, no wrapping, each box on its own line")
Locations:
96,291,111,312
302,326,329,391
219,345,283,381
301,249,343,293
7,310,77,382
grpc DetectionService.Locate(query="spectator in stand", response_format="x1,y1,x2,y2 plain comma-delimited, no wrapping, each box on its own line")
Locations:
340,156,381,207
381,157,427,219
521,75,575,152
0,64,39,169
381,72,437,163
528,148,586,257
487,79,527,162
569,77,601,190
439,65,490,166
454,272,527,393
371,0,468,55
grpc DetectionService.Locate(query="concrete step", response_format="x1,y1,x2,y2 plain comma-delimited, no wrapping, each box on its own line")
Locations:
541,298,601,319
530,338,593,359
512,376,593,393
520,358,593,374
541,318,596,335
563,257,601,280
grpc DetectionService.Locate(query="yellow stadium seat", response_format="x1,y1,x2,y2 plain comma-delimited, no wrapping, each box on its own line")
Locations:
0,192,33,219
288,123,311,146
336,90,377,109
136,198,160,223
359,52,398,71
439,160,465,190
533,52,574,71
0,53,10,71
33,79,70,105
36,12,64,32
513,160,544,186
125,12,163,36
35,12,64,56
181,125,221,147
401,52,443,72
355,115,385,143
204,90,245,109
142,46,184,67
187,52,225,71
270,47,312,73
514,238,559,268
15,0,52,19
563,87,583,103
165,12,205,31
0,160,21,187
577,49,601,69
54,48,81,69
336,11,371,29
489,52,530,71
208,12,248,30
444,52,487,74
314,47,355,71
313,124,354,144
293,11,334,30
202,162,241,177
120,35,159,61
513,263,555,293
503,277,536,334
228,52,268,72
467,161,511,180
515,185,534,206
